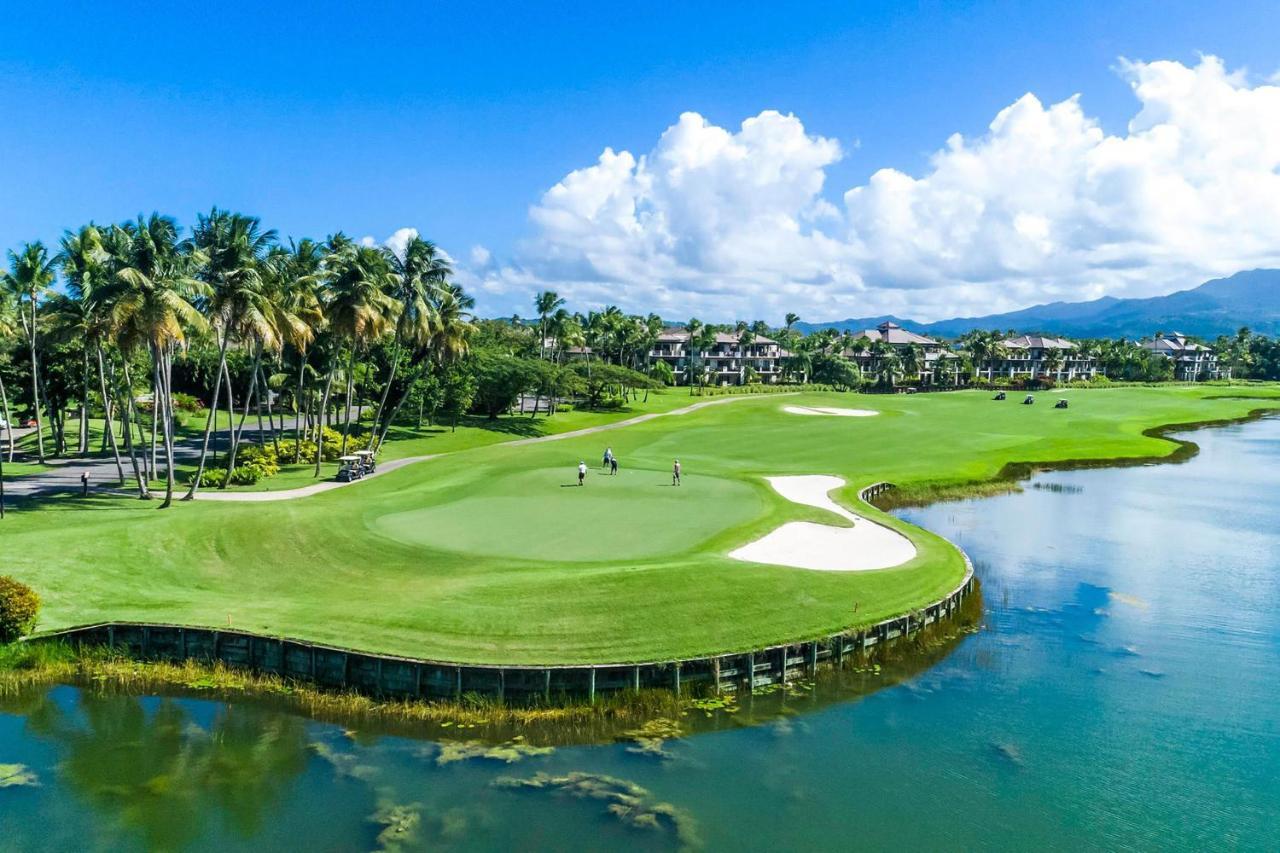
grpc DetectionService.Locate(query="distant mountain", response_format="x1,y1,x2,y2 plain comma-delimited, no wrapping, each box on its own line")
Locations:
802,269,1280,340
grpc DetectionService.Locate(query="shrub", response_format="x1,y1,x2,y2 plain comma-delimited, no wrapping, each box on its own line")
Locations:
197,468,227,488
171,392,203,413
0,576,40,643
237,445,280,478
227,466,262,486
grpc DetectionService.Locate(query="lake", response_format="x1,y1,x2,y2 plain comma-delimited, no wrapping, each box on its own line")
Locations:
2,417,1278,851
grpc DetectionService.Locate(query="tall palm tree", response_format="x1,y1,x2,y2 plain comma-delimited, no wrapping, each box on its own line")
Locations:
1,243,56,462
185,209,277,497
692,324,718,393
322,243,399,455
784,312,800,332
684,318,703,393
534,291,565,360
371,284,475,450
100,214,209,507
369,236,449,449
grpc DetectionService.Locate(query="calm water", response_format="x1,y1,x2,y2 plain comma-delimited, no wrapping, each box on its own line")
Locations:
2,418,1279,851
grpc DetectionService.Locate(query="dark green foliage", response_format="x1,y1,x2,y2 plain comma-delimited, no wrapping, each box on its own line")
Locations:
0,576,40,642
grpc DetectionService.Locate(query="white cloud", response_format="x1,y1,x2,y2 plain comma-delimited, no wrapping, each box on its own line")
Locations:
383,227,419,260
468,56,1280,322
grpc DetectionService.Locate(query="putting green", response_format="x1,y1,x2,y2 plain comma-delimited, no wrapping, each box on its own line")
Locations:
374,465,764,561
3,384,1279,664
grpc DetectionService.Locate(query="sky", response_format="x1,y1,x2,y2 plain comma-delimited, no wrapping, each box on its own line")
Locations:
2,0,1279,323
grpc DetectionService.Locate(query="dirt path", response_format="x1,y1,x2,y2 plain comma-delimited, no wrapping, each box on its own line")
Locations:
194,393,794,502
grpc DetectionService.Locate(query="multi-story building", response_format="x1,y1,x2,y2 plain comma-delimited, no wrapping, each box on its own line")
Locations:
1141,332,1222,380
981,334,1097,381
842,322,948,385
649,329,784,385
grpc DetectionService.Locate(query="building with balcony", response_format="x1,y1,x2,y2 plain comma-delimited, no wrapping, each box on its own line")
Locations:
980,335,1098,382
1141,332,1223,380
842,322,947,385
649,329,784,386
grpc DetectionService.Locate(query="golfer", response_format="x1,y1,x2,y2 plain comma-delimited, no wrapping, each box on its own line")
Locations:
672,459,681,486
610,456,619,475
578,460,587,486
602,446,613,469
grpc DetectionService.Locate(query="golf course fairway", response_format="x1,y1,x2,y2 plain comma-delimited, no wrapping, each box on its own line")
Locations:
4,385,1279,665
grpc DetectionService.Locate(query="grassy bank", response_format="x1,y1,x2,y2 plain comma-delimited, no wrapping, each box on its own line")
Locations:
1,385,1277,666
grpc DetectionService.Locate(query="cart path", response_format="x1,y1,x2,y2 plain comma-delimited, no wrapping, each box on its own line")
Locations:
193,393,795,502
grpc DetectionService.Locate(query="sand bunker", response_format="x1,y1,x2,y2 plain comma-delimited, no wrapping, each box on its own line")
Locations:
782,405,878,417
729,475,916,571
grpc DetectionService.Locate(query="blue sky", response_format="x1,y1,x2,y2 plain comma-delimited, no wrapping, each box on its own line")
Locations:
3,1,1279,321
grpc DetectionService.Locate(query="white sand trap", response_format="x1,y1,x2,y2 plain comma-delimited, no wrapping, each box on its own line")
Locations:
729,475,916,571
783,405,879,417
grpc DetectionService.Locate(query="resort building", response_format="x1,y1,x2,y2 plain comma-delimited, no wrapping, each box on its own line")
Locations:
649,329,784,385
842,322,949,385
1141,332,1223,380
980,334,1098,381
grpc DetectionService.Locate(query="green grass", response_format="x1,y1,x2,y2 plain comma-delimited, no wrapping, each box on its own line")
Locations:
2,385,1278,665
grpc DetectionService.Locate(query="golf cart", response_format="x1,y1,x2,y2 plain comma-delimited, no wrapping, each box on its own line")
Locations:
1022,394,1035,405
336,455,365,482
993,391,1006,401
1055,398,1069,409
354,449,377,475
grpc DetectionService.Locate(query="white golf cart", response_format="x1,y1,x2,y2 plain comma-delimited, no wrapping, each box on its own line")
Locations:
354,449,377,475
336,455,365,482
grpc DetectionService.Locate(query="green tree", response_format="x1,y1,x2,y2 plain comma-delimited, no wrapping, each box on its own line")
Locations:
0,243,56,462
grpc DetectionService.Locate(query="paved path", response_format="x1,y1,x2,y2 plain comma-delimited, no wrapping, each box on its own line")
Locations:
193,393,794,502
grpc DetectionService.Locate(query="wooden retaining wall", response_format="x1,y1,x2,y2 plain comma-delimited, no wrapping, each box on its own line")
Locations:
38,482,975,702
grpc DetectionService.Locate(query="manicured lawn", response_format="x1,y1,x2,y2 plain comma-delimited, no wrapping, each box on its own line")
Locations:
2,385,1277,665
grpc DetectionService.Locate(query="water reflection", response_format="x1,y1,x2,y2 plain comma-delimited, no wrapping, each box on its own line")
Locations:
11,691,308,848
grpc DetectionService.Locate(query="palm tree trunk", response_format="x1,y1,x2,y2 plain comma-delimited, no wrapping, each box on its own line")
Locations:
368,339,401,451
314,366,336,478
294,351,306,463
157,347,177,509
0,374,12,463
119,358,150,499
340,345,356,455
222,345,261,486
25,293,46,462
183,332,230,500
255,362,267,448
96,347,126,485
79,347,91,454
149,360,160,479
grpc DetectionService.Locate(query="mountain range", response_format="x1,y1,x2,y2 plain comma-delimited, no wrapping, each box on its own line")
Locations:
798,269,1280,340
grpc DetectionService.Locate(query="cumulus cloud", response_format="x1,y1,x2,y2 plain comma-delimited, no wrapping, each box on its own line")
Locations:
467,55,1280,321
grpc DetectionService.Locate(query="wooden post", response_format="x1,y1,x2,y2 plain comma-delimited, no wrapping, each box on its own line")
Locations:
311,647,317,679
588,667,596,704
180,628,187,660
746,652,755,691
713,657,722,695
455,666,462,699
633,665,640,692
213,630,221,662
142,626,150,658
544,669,551,702
498,668,506,701
376,659,384,696
673,662,681,696
342,652,350,688
415,663,423,697
834,634,843,665
107,625,115,649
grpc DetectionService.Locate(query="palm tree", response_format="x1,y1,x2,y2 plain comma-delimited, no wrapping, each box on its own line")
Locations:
185,210,278,496
368,236,449,449
900,343,923,385
692,324,718,393
684,318,703,393
100,214,209,507
534,291,565,360
1,243,56,462
784,312,800,332
322,243,399,455
1041,345,1065,382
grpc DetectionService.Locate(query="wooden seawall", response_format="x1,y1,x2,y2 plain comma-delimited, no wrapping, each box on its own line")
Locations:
38,482,976,702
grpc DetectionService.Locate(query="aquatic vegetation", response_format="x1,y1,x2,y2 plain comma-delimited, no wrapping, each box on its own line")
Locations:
990,741,1024,767
431,735,555,766
493,771,702,849
369,799,422,852
0,763,39,788
687,695,738,717
621,717,684,759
